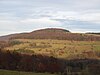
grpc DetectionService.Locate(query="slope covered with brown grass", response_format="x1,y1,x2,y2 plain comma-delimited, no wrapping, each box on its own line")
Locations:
0,28,100,41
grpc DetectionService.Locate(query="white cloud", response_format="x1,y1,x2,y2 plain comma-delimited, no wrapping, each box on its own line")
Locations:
20,17,61,26
0,0,100,36
32,10,100,24
78,12,100,24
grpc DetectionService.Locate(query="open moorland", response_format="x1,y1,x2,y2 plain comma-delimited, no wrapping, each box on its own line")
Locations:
0,28,100,75
5,39,100,59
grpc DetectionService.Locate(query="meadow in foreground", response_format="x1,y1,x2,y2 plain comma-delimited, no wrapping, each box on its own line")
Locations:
0,69,56,75
0,39,100,75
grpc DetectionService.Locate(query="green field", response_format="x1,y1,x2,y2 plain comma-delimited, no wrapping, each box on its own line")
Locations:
0,69,56,75
5,39,100,59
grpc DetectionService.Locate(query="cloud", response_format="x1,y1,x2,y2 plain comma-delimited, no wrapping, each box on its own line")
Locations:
19,18,62,30
0,0,100,35
0,17,62,35
20,18,61,26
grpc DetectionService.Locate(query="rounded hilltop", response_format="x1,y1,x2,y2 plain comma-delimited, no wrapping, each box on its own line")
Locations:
0,28,100,41
31,28,70,33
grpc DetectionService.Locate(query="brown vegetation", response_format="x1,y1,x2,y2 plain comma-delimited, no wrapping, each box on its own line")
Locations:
0,49,100,74
0,28,100,41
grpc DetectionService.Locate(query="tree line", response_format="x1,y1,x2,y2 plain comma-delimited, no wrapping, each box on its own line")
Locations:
0,48,100,75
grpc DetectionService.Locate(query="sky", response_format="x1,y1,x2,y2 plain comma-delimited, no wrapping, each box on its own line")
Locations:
0,0,100,36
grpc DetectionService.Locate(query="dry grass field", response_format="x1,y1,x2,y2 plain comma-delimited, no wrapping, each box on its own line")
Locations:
5,39,100,59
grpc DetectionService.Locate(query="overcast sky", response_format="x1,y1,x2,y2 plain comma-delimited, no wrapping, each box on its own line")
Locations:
0,0,100,36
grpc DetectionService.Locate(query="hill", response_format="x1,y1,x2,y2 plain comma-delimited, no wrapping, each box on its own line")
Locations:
0,28,100,41
0,28,100,74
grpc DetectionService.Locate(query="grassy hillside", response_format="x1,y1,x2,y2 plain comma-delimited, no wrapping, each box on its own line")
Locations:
0,28,100,74
0,28,100,41
5,39,100,59
0,69,56,75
